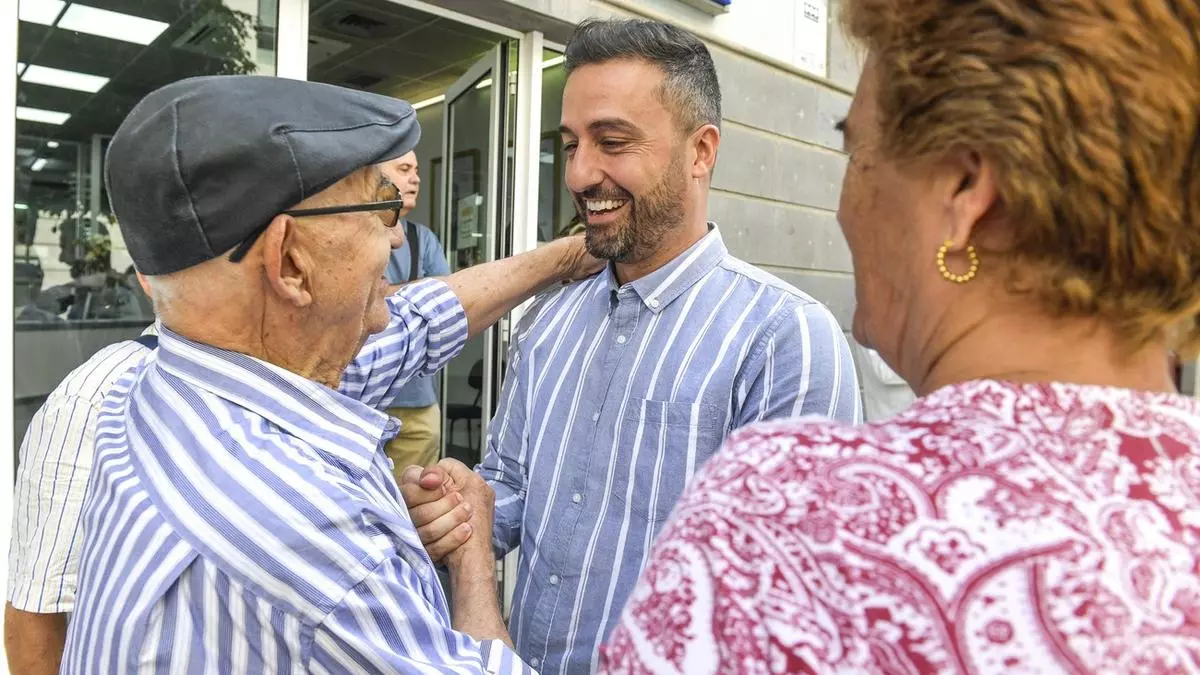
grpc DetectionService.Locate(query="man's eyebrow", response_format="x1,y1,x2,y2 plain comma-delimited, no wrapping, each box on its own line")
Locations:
558,118,642,137
589,117,640,135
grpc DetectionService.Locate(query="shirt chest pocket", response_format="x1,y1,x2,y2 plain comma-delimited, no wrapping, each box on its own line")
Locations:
614,398,727,525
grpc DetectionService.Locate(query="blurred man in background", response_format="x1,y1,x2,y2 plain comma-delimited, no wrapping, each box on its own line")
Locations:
381,152,451,476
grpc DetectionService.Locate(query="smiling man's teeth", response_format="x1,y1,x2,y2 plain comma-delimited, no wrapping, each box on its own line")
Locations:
586,199,627,213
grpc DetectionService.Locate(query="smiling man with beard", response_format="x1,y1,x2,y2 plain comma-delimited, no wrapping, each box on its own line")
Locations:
403,18,862,675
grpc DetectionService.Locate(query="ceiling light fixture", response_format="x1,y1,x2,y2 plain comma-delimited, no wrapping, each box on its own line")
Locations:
17,106,71,125
58,3,170,45
412,94,446,110
31,158,48,172
410,55,565,108
15,203,30,210
21,64,110,93
47,141,60,148
18,0,66,26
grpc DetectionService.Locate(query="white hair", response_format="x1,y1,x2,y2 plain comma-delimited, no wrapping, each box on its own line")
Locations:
142,271,212,316
141,274,177,312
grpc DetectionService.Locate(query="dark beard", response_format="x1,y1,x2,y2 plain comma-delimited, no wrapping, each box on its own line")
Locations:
582,151,688,263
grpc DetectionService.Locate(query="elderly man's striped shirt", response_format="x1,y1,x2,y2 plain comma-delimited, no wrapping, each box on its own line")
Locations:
62,280,534,674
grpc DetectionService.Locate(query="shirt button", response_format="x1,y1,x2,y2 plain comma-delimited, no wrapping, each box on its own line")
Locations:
591,412,600,422
616,335,627,344
648,298,660,308
530,658,540,668
572,493,582,504
549,574,560,586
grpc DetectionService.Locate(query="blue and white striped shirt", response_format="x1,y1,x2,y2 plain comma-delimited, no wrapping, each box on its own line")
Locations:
62,280,532,674
479,226,861,674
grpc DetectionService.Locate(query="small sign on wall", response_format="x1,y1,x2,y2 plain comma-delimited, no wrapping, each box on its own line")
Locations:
698,0,828,79
794,0,828,77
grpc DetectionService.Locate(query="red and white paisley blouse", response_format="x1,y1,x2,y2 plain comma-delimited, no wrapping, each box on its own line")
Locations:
599,380,1200,674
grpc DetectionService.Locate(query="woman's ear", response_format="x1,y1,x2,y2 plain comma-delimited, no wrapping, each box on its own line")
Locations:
942,149,1000,250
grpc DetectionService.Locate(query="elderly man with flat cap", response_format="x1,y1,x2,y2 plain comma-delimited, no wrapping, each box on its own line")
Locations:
59,75,597,674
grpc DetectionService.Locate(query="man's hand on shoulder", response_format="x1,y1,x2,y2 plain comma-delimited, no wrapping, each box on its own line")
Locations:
551,234,605,284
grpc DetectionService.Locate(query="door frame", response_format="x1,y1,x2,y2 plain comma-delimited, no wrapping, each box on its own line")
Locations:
1,0,18,649
437,46,508,461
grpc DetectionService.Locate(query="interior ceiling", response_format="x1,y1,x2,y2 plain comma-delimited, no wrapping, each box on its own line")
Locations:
307,0,501,103
15,0,502,187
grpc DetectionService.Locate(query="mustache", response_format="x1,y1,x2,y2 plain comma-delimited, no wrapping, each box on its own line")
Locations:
575,188,632,201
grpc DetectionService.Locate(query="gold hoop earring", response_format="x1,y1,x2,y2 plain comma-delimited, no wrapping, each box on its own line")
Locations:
937,240,979,284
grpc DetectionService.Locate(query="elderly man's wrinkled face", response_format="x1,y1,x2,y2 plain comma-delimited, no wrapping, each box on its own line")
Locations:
302,168,404,339
560,58,690,263
836,54,940,362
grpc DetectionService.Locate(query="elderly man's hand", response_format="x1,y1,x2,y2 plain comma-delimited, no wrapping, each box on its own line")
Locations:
555,234,605,283
398,459,494,565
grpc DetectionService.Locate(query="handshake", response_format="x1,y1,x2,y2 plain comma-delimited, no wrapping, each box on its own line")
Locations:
397,459,493,568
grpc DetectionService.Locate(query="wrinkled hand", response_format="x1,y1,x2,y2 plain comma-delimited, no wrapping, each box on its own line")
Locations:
398,459,494,566
555,234,605,283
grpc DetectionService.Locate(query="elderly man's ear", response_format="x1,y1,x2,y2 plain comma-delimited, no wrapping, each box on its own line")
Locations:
261,214,314,308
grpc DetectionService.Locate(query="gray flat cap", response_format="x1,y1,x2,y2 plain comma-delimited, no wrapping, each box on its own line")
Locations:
106,75,420,275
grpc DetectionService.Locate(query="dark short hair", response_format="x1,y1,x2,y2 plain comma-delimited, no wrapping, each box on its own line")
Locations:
564,18,721,131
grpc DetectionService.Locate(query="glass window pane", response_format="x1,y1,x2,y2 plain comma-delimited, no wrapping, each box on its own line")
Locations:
13,0,279,447
538,47,575,243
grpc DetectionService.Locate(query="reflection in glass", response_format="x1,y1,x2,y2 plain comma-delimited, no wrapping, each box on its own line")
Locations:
537,48,578,243
442,72,493,466
13,0,279,445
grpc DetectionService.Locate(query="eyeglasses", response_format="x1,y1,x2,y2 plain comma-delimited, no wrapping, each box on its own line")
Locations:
228,179,404,263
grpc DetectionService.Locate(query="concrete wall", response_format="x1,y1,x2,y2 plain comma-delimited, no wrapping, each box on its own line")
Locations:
706,41,856,328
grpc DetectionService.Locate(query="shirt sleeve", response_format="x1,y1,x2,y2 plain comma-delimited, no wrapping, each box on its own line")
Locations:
339,278,468,408
735,301,862,427
421,226,452,278
476,336,530,557
8,394,100,613
309,554,535,675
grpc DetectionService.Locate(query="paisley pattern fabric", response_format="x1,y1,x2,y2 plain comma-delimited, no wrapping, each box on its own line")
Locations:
598,380,1200,674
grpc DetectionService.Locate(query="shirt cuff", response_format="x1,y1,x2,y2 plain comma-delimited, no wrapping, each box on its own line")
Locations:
390,278,469,375
480,639,538,674
7,572,75,614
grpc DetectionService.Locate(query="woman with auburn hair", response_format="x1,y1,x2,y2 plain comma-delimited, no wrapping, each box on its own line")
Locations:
598,0,1200,672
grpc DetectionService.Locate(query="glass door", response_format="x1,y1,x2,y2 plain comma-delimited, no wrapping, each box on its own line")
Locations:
438,45,511,469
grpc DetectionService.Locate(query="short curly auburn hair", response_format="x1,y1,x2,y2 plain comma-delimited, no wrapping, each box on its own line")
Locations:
842,0,1200,355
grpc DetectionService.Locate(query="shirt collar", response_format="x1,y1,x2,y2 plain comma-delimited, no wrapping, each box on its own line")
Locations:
153,326,394,479
605,223,727,314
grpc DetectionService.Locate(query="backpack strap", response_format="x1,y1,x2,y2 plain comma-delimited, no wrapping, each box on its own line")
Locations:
406,221,420,282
